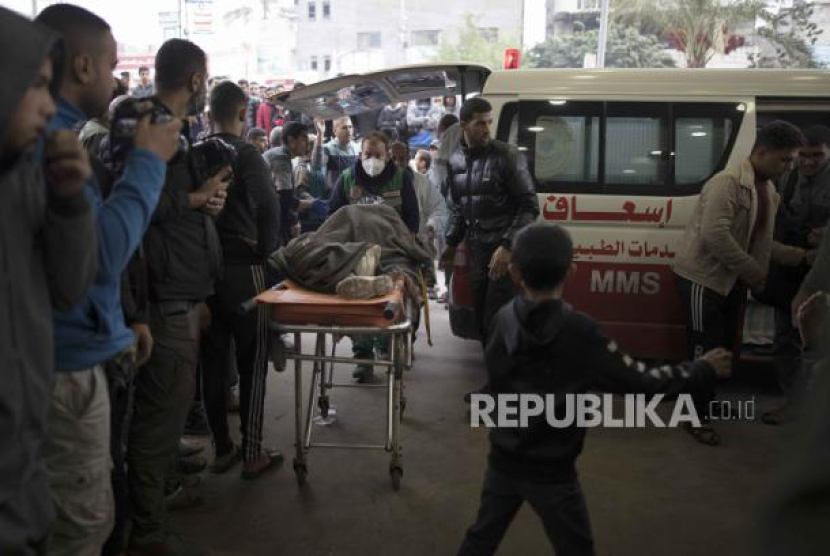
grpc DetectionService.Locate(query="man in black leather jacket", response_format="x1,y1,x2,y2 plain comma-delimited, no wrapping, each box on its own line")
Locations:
440,97,539,347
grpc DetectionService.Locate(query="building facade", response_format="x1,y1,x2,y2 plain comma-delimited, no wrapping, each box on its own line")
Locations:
294,0,523,80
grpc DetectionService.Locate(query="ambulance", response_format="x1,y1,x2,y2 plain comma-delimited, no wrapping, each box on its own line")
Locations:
274,64,830,360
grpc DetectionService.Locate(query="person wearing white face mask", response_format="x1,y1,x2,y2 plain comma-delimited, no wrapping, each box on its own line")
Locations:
327,130,419,234
326,131,420,382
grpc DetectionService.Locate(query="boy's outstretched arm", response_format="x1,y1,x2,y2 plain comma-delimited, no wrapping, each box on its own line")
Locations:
585,325,731,396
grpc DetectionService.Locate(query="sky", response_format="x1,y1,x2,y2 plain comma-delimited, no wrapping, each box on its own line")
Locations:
1,0,180,46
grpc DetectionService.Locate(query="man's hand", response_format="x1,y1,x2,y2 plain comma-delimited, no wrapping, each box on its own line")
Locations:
796,291,827,350
438,246,456,272
425,225,436,240
201,187,228,218
488,246,511,281
131,323,154,367
291,222,302,238
314,118,326,139
44,130,91,199
133,114,183,162
699,348,732,379
190,166,232,209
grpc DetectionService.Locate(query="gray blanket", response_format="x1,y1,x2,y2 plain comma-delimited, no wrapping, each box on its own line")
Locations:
269,204,432,293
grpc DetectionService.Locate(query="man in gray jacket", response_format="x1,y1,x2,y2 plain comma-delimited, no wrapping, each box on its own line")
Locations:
672,121,807,446
0,7,97,554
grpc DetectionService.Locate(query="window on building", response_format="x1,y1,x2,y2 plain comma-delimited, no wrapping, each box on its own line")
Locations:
324,55,332,72
478,27,498,42
357,31,382,49
322,0,330,19
577,0,600,10
411,30,441,47
308,1,316,21
310,55,318,71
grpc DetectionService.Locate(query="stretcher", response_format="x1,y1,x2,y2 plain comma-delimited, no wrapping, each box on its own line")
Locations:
253,278,413,491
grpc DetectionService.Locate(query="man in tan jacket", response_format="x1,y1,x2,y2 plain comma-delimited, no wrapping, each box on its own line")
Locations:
673,121,808,446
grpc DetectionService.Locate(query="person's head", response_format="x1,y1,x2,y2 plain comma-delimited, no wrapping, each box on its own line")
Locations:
798,125,830,177
334,116,353,145
269,125,282,148
509,223,574,297
751,120,806,180
119,70,130,88
361,131,390,176
138,66,150,85
414,149,431,174
154,38,208,117
36,4,116,119
0,7,62,159
390,141,408,168
437,113,459,136
246,127,267,153
281,121,308,158
443,95,457,109
460,97,492,149
263,88,276,102
208,80,247,136
237,79,249,94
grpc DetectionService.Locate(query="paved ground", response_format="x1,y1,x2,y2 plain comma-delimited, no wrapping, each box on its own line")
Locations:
173,297,789,556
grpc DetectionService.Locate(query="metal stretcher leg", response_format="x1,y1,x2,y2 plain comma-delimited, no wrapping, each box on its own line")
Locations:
389,330,404,491
293,332,307,485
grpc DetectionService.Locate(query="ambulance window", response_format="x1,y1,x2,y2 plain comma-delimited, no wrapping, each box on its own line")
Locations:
673,103,743,190
605,103,670,190
509,101,602,194
674,117,733,185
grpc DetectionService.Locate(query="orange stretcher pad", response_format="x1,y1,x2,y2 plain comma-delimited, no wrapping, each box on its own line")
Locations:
255,279,405,327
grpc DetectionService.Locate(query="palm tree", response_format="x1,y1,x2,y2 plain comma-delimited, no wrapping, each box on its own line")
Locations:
613,0,767,67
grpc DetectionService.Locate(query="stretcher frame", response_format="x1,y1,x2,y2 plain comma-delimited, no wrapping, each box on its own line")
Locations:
268,299,413,491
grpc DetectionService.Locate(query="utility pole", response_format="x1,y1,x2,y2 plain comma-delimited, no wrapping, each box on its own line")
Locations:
596,0,611,68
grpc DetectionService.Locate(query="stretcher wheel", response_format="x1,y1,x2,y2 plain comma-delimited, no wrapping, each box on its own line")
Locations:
390,466,403,491
293,460,307,486
318,396,330,418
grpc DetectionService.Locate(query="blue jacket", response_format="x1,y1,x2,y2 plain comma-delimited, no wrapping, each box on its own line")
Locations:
50,98,166,372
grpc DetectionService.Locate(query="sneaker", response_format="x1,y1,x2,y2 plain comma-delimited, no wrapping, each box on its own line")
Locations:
336,275,394,300
177,438,204,458
209,444,241,474
175,455,207,475
437,291,448,304
165,479,204,512
241,449,284,480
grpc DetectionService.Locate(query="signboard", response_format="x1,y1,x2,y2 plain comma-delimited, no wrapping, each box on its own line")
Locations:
186,0,215,36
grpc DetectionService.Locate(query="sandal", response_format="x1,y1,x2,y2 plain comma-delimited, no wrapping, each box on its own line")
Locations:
241,449,284,480
684,422,721,446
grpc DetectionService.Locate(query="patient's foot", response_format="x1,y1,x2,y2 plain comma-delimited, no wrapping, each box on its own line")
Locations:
336,275,393,300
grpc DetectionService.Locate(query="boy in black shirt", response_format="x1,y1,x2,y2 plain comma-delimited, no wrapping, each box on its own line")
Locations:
457,223,732,556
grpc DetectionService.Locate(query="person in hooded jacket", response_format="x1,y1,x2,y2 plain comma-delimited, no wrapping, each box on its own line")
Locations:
456,223,732,556
0,7,98,554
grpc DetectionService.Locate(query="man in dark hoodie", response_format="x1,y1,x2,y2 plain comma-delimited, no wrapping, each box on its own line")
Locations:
0,6,98,555
34,5,182,555
200,81,283,479
456,223,731,556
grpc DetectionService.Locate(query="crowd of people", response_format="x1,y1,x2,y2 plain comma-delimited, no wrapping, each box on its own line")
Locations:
1,3,828,556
